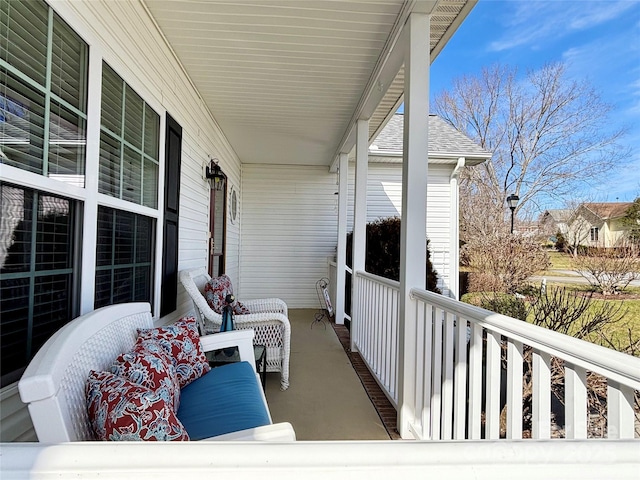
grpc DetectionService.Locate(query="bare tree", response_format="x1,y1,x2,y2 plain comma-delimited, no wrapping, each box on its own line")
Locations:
463,231,550,294
573,243,640,295
434,63,629,240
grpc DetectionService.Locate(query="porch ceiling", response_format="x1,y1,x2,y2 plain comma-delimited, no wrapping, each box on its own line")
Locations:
142,0,476,167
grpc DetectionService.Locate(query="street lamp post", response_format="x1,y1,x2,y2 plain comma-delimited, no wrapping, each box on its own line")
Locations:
506,194,519,234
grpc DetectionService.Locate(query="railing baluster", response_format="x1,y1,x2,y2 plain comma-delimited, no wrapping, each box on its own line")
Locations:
453,315,468,440
431,307,443,440
485,331,501,439
607,381,635,439
532,350,551,439
442,310,454,440
391,289,398,404
468,322,483,439
565,364,587,439
421,304,434,439
506,340,523,439
414,301,426,438
382,288,390,390
375,283,382,375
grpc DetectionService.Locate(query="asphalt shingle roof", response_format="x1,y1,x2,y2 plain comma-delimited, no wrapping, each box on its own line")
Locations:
370,114,492,160
583,202,634,220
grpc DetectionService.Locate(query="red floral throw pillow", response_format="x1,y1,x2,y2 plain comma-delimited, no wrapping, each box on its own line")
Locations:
111,341,181,412
203,274,250,315
86,370,189,441
137,316,210,388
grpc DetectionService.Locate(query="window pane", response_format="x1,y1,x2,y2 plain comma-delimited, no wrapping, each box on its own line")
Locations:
32,273,73,352
0,185,33,272
50,12,88,111
99,63,158,208
114,210,134,265
136,215,152,263
124,85,143,150
48,99,86,186
94,206,154,309
113,267,133,304
101,63,122,136
0,69,46,174
98,131,120,197
144,105,159,160
0,276,30,385
0,183,78,388
122,145,141,204
36,196,72,270
143,157,158,208
94,269,112,308
0,0,48,87
134,266,151,301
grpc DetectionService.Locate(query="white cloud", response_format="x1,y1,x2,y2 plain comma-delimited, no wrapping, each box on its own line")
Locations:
487,1,637,52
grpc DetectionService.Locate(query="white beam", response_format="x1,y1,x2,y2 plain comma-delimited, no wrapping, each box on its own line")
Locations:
351,119,369,351
335,153,349,325
397,11,430,440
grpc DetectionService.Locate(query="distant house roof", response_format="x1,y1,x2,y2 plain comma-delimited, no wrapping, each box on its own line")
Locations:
581,202,633,221
541,209,572,223
367,114,492,165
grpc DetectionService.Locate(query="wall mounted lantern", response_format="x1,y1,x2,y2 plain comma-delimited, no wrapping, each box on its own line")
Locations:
205,159,226,191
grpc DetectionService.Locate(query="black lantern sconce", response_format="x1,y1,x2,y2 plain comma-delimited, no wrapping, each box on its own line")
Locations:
205,159,226,191
506,193,519,234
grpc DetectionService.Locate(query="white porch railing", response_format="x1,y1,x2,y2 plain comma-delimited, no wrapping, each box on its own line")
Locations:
352,271,400,407
3,440,640,479
352,270,640,441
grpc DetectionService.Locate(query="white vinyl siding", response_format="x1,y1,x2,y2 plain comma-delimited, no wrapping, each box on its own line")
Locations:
347,161,454,297
240,165,337,308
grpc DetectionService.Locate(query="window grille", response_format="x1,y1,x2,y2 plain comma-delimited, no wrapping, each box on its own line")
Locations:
94,206,155,308
0,183,77,387
98,63,159,208
0,0,88,185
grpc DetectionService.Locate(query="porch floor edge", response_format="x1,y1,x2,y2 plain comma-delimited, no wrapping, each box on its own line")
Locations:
331,320,401,440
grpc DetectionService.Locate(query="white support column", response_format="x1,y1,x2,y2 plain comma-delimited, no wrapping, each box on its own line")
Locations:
449,158,465,300
397,11,430,439
350,119,369,352
334,153,349,325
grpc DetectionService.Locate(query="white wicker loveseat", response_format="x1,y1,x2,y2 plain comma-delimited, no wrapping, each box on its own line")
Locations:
179,267,291,390
18,302,295,442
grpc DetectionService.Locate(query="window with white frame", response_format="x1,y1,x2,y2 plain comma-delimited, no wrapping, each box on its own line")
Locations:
590,227,599,242
0,0,87,387
94,206,155,308
1,0,88,186
96,64,159,309
99,62,159,208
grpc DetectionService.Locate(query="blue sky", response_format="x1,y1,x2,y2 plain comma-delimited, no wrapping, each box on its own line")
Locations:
426,0,640,209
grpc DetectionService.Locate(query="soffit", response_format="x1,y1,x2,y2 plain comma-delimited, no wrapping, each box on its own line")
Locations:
143,0,475,167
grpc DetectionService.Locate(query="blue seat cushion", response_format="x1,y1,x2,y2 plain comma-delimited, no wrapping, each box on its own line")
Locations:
176,361,271,440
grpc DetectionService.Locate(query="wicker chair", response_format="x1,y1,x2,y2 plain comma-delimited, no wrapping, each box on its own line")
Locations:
179,267,290,390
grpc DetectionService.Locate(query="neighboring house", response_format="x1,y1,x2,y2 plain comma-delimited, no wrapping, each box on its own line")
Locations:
539,209,572,237
345,114,491,298
566,202,634,248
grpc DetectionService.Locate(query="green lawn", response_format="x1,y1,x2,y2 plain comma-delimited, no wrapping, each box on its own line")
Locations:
545,250,575,270
461,284,640,356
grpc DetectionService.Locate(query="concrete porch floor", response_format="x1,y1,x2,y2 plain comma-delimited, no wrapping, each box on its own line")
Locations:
263,309,392,440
